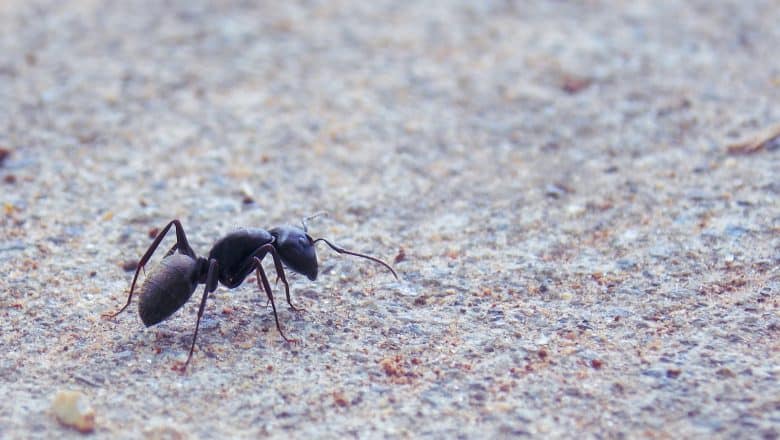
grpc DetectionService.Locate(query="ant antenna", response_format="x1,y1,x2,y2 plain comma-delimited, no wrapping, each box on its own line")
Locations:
301,211,329,232
313,237,398,279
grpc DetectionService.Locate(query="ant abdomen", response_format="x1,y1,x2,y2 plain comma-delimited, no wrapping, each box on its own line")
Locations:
138,254,199,327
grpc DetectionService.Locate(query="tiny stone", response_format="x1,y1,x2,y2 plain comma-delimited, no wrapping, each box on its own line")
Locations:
51,390,95,433
333,392,349,407
144,426,187,439
716,368,736,378
545,183,568,199
560,75,592,94
0,147,10,166
121,260,138,272
394,247,406,263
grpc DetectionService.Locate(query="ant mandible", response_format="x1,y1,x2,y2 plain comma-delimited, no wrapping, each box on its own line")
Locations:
103,214,398,369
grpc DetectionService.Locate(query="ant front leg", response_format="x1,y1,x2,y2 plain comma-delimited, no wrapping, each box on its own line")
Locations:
253,257,297,343
103,219,196,318
267,250,302,312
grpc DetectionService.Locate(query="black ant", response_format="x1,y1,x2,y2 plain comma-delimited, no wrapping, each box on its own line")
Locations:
103,214,398,369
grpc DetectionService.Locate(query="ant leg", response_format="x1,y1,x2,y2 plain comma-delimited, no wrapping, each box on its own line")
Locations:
104,219,196,318
162,242,178,258
152,243,178,276
253,257,295,343
183,258,218,369
266,246,301,312
237,244,301,312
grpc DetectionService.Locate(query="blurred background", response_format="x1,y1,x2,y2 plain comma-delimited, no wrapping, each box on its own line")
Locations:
0,0,778,438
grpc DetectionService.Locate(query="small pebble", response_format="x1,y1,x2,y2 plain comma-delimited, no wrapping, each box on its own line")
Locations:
667,368,682,378
122,260,138,272
51,390,95,433
394,246,406,263
0,147,10,166
560,75,592,94
144,426,187,439
545,184,566,199
333,391,349,407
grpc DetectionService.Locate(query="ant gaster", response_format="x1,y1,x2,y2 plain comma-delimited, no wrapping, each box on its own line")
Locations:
104,214,398,369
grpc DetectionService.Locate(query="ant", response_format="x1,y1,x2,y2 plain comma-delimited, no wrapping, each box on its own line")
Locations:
103,214,398,369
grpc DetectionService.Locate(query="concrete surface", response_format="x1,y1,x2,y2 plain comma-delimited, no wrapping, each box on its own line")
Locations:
0,0,778,438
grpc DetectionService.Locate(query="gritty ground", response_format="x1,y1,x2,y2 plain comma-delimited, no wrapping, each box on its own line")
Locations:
0,0,779,438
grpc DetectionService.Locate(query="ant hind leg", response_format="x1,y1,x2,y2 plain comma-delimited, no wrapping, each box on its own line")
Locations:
103,219,196,319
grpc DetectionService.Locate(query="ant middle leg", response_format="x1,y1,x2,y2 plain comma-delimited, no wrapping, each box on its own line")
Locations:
238,244,302,312
103,219,196,318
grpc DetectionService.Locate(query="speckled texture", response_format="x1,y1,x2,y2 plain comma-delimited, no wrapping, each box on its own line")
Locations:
1,0,779,438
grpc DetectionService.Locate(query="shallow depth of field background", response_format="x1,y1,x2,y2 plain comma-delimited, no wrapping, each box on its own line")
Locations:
0,1,778,438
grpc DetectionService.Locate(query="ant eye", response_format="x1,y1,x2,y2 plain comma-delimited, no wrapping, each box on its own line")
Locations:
299,236,307,245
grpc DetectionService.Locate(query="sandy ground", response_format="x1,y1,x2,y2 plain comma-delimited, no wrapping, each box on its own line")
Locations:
1,0,778,438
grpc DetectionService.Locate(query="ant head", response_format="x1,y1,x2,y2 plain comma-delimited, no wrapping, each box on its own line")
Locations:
269,226,318,281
